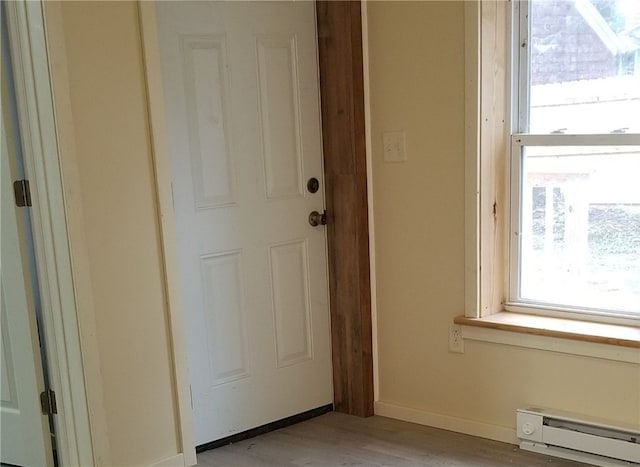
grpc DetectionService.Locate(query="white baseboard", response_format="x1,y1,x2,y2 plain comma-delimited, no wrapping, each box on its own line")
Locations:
375,401,518,445
149,453,187,467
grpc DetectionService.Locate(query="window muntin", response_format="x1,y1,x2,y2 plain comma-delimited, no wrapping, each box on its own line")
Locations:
509,0,640,318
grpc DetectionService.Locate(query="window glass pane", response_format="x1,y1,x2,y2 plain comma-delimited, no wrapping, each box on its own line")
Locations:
519,145,640,314
529,0,640,134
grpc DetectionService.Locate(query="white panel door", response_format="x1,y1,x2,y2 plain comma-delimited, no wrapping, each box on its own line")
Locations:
156,1,333,445
1,92,54,467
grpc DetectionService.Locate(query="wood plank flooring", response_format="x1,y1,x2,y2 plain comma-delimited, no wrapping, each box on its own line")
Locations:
196,412,588,466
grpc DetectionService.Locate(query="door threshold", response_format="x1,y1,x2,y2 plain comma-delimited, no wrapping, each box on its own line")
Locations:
196,404,334,453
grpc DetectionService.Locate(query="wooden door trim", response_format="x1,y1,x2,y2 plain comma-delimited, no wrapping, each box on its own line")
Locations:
316,1,374,417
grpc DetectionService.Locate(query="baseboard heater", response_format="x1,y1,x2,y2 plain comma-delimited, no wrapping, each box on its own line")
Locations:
517,408,640,466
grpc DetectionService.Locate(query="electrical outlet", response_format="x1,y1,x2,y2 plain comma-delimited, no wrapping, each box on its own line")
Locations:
449,324,464,353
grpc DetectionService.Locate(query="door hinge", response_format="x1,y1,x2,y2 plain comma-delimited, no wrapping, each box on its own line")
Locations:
40,389,58,415
13,179,32,207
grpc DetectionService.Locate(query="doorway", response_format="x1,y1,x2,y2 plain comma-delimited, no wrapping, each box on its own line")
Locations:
1,2,94,465
141,0,374,452
1,5,56,465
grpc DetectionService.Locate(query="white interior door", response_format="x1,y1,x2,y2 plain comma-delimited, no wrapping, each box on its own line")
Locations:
156,1,333,445
1,81,54,467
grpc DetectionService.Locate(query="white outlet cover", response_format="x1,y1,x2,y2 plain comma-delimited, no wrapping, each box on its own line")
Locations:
448,323,464,353
383,131,406,162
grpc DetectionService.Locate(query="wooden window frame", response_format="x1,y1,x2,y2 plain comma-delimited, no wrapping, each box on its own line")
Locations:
461,1,640,354
464,0,509,319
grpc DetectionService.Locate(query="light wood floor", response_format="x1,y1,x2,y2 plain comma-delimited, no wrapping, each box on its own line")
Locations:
196,412,588,466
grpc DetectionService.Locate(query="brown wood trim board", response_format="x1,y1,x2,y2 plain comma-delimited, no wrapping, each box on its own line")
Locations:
316,1,374,417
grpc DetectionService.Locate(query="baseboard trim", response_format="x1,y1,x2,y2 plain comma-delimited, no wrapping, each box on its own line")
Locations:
196,403,334,454
149,453,186,467
374,401,518,445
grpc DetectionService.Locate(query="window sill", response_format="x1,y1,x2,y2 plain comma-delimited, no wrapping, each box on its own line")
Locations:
454,313,640,363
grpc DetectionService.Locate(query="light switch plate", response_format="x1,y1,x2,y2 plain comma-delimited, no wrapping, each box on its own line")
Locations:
383,131,406,162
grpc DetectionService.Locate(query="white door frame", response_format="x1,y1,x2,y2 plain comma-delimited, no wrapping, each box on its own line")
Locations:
137,2,199,464
4,2,94,465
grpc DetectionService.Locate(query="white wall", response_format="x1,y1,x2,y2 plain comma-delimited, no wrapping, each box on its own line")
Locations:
366,1,640,440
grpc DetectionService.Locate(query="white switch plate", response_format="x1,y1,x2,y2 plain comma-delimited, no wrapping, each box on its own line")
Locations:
383,131,406,162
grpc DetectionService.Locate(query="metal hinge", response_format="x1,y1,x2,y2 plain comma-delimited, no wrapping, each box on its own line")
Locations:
13,180,32,207
40,389,57,415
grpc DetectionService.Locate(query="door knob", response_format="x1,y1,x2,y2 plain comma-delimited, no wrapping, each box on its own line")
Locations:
308,210,327,227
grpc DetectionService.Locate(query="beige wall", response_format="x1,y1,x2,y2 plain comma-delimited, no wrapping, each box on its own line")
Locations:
46,2,180,465
367,1,640,437
41,0,638,464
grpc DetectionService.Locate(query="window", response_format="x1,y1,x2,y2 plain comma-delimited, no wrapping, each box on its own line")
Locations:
509,0,640,320
465,0,640,323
